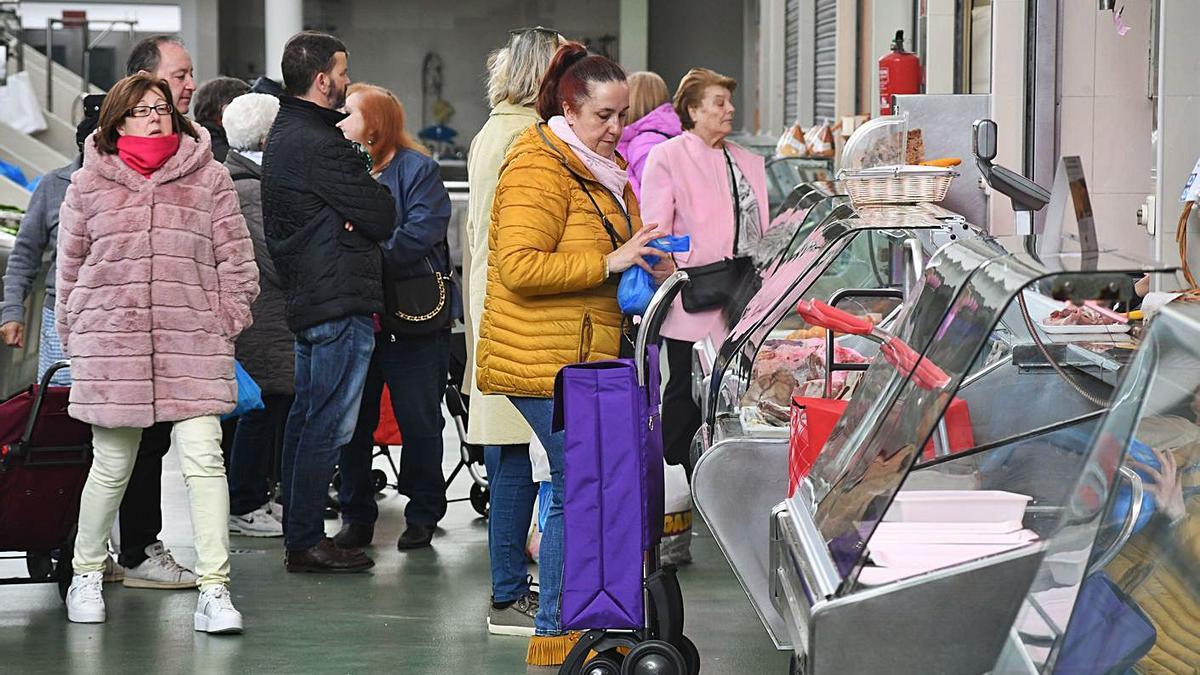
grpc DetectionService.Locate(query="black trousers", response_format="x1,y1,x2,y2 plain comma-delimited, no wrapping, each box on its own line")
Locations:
116,421,171,568
662,338,700,475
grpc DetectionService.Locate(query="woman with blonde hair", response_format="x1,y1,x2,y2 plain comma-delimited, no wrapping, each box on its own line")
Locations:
465,27,563,638
334,83,459,551
617,70,680,199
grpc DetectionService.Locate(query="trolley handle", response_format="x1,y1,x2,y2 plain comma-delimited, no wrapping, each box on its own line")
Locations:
796,299,877,337
807,288,904,397
635,270,689,388
16,360,71,453
880,338,949,391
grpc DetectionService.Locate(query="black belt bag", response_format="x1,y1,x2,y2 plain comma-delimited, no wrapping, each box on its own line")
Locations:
380,255,453,337
679,256,755,312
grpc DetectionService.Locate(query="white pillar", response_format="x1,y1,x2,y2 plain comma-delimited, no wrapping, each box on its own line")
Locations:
619,0,648,73
180,0,220,81
265,0,304,82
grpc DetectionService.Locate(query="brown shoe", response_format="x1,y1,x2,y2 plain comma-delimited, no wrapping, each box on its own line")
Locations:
285,538,374,573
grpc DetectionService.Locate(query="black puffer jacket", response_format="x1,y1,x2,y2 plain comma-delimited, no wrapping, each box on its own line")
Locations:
261,96,396,332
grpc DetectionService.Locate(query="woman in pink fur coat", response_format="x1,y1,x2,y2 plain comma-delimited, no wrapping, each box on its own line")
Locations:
56,73,259,633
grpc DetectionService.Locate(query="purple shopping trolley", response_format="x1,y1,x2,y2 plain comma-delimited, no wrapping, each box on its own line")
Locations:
554,271,699,675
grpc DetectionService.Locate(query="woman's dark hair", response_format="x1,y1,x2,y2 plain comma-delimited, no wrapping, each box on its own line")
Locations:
192,76,250,126
281,31,347,97
535,42,626,120
94,73,198,155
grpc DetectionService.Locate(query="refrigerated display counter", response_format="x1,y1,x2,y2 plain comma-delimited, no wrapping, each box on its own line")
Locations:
692,235,1173,673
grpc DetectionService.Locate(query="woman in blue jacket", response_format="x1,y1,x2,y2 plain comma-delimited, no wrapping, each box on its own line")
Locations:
334,83,460,550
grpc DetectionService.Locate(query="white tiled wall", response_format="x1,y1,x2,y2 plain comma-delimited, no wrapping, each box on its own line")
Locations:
1055,0,1156,259
1155,0,1200,278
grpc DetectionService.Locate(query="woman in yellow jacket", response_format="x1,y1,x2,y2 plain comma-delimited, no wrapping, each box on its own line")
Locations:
476,41,667,666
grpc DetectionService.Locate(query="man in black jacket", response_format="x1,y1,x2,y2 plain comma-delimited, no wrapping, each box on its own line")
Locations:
262,31,396,573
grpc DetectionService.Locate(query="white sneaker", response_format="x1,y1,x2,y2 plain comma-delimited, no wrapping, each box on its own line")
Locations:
229,508,284,538
194,584,244,634
66,572,105,623
122,542,198,589
266,500,284,524
102,555,124,583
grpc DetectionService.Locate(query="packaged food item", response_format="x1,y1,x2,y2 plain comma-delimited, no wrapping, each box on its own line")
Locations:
775,121,808,158
905,129,925,165
804,123,836,158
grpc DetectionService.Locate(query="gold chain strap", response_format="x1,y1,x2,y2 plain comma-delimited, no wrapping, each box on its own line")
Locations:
393,274,447,322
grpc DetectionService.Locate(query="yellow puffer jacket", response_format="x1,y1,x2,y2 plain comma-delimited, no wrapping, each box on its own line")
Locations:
476,123,643,398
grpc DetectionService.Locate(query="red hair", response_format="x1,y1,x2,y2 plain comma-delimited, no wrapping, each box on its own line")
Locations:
535,42,626,120
346,83,428,169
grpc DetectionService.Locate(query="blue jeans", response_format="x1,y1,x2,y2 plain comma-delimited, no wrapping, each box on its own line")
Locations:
339,331,449,527
508,396,564,636
228,394,293,516
485,443,537,603
280,315,375,552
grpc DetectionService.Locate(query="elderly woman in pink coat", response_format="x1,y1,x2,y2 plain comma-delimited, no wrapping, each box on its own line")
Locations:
640,67,769,474
56,73,258,633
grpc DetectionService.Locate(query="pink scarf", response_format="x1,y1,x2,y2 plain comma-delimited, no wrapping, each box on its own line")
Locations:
548,116,628,211
116,133,180,178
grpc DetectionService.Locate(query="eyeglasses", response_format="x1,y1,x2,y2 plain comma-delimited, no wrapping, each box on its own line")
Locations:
509,26,561,39
126,103,173,118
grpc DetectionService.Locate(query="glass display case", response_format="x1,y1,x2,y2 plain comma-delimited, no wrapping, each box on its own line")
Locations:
703,203,984,447
693,236,1173,673
992,299,1200,674
687,205,989,649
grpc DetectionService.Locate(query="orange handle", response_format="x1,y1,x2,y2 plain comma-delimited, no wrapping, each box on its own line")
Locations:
880,338,949,390
795,299,875,336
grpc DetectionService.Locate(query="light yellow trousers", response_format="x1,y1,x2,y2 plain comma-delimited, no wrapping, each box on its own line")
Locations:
72,416,231,588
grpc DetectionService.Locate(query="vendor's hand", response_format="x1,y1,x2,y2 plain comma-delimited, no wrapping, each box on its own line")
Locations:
0,321,24,348
650,255,675,285
1135,274,1151,298
1130,447,1186,521
607,227,663,275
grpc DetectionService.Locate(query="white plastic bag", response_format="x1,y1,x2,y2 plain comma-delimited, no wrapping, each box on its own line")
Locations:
0,72,48,134
529,433,550,483
660,462,693,566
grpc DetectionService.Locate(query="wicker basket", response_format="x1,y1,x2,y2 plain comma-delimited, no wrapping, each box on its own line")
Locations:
840,165,956,206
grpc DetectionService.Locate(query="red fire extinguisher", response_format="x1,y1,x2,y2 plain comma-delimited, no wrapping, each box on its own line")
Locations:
879,30,922,115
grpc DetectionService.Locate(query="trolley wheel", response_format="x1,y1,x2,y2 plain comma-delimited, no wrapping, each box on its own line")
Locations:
470,483,489,518
26,552,53,581
678,636,700,675
621,640,687,675
582,653,624,675
371,468,389,493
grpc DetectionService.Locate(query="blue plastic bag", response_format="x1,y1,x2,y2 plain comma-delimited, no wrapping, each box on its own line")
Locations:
222,361,265,420
617,235,690,315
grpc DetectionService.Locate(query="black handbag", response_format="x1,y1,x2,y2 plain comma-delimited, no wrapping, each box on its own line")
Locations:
680,148,756,313
380,243,454,337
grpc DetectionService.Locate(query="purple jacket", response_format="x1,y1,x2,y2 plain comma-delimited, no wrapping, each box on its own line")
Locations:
617,103,682,200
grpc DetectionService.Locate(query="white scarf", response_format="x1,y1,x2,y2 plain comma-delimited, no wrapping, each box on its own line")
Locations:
548,115,628,212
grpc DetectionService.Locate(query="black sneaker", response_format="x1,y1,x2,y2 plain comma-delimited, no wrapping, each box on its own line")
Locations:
487,591,539,637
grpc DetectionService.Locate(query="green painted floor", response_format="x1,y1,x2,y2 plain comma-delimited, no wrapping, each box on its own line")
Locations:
0,437,789,674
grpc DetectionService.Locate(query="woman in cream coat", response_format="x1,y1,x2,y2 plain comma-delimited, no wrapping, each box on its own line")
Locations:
463,27,562,638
